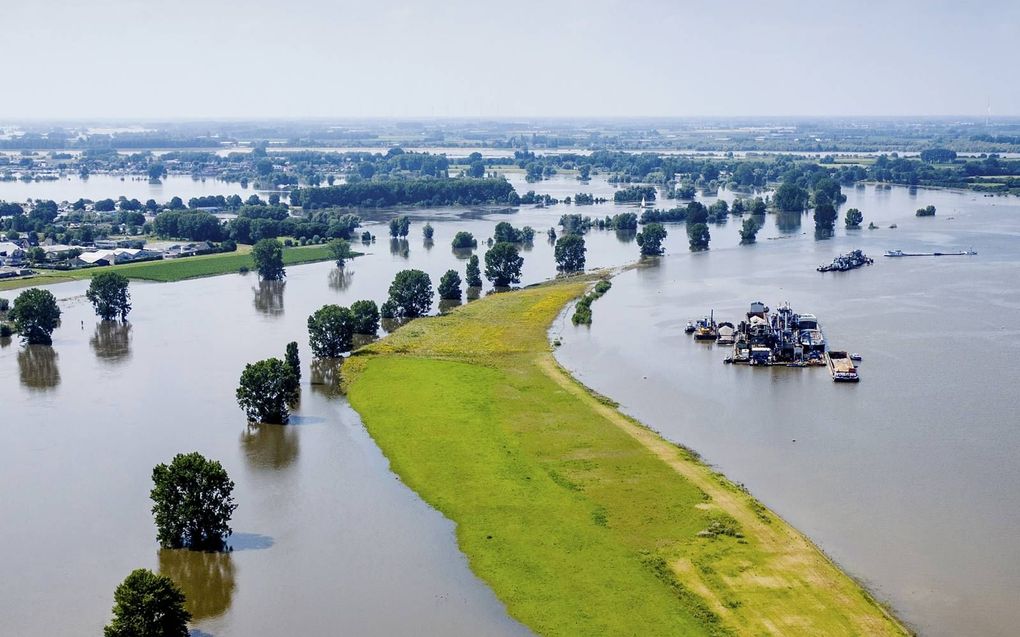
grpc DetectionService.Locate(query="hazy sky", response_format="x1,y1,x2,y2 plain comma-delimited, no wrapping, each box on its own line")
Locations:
4,0,1018,119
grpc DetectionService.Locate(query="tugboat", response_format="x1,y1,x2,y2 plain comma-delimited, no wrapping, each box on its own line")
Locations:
693,311,719,341
818,249,874,272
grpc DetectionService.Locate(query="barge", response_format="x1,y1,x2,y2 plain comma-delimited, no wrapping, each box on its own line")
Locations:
884,249,977,257
826,351,860,382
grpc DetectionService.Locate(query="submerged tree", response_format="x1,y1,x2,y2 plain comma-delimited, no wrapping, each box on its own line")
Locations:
10,288,61,345
86,271,132,321
104,569,190,637
438,269,463,300
284,341,301,397
350,299,380,335
389,215,410,237
484,242,524,287
814,203,838,231
451,231,477,249
422,223,434,240
327,238,352,268
252,238,285,280
554,234,586,272
307,304,354,357
687,223,711,251
236,358,299,424
739,217,760,244
465,254,482,287
844,208,864,229
386,269,433,318
150,452,237,551
636,223,667,256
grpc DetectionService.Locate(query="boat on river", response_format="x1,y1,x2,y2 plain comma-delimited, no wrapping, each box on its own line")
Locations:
826,351,860,382
885,249,977,257
818,249,874,272
693,311,719,341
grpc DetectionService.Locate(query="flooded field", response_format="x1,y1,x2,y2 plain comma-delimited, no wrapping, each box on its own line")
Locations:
2,174,1017,635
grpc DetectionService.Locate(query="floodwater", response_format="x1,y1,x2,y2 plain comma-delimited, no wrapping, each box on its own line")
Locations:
555,184,1020,637
1,173,1017,635
0,174,267,204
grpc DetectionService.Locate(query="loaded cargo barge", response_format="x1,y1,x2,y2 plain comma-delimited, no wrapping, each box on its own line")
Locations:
826,351,860,382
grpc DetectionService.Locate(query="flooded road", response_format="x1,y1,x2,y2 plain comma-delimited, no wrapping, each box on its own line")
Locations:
2,173,1017,635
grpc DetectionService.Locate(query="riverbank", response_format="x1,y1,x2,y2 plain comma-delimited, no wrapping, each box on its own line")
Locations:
343,277,908,636
0,243,341,291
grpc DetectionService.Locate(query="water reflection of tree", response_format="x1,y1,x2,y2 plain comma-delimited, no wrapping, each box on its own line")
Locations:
389,238,409,258
0,336,11,350
423,238,434,252
328,268,354,292
309,358,342,398
615,228,637,244
252,280,285,316
158,548,236,621
466,286,481,302
18,345,60,390
452,247,474,260
240,423,299,471
776,211,803,234
90,321,132,363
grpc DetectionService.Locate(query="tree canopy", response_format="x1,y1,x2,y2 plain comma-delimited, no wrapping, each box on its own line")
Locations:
252,238,285,280
451,231,477,249
86,272,131,321
235,358,299,424
350,300,380,335
465,255,482,287
845,208,864,229
484,242,524,287
636,223,667,256
438,269,463,300
739,217,760,244
150,452,237,551
10,288,61,345
386,270,433,318
307,304,355,357
687,223,711,251
774,182,809,211
328,238,352,268
554,234,586,272
104,569,190,637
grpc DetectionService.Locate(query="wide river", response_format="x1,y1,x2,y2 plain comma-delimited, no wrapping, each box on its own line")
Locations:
1,174,1017,636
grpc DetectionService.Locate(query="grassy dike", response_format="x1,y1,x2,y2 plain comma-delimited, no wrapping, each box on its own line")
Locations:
0,243,337,291
344,278,909,637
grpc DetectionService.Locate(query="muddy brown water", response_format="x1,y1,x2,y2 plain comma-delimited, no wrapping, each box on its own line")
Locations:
1,175,1017,635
